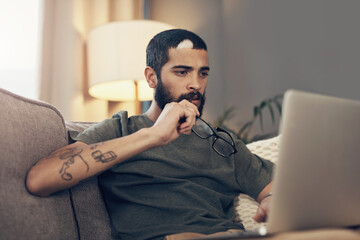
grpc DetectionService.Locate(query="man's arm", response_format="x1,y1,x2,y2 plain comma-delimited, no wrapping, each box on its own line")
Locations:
253,181,273,222
26,129,160,197
26,100,199,197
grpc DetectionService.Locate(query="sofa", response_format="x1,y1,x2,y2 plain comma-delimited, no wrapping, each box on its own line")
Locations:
1,88,112,240
1,88,359,240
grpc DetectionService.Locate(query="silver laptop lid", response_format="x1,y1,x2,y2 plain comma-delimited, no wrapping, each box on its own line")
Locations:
267,89,360,233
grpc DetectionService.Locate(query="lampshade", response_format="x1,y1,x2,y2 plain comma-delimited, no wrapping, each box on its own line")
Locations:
87,20,175,101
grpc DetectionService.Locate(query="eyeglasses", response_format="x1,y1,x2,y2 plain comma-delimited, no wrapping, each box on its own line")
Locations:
192,117,237,157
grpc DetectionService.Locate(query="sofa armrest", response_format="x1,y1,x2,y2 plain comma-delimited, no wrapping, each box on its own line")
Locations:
0,88,78,239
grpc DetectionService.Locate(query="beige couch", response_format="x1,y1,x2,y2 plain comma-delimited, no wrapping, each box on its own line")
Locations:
0,88,112,240
1,88,359,240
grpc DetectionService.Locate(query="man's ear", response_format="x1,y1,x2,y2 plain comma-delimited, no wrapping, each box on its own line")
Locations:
144,67,157,88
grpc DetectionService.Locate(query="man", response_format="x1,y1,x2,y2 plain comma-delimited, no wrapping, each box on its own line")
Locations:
26,29,274,240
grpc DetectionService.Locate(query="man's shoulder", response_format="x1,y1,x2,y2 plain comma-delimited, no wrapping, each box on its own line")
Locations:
111,111,128,120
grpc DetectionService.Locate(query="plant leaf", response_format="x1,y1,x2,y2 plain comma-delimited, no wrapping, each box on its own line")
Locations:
260,100,266,110
258,107,264,132
266,100,275,125
213,94,284,144
273,100,282,115
214,106,235,128
274,95,283,115
253,106,259,118
238,121,253,136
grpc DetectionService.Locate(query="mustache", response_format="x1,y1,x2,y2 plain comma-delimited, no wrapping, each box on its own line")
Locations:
177,92,204,102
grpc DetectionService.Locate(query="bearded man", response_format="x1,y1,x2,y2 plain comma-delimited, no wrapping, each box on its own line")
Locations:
26,29,273,240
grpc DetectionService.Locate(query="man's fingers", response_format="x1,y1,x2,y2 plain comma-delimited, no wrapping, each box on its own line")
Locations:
178,99,200,117
253,195,271,223
153,99,199,142
176,100,198,129
253,206,266,223
178,107,197,134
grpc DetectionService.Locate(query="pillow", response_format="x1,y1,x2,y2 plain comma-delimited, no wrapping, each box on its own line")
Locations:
65,121,97,143
235,136,281,230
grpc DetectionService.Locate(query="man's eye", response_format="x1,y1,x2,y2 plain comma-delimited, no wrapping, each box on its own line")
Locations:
175,70,188,75
200,72,209,77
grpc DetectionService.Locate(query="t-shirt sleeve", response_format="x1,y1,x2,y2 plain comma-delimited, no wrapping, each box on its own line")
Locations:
234,139,274,200
72,118,122,145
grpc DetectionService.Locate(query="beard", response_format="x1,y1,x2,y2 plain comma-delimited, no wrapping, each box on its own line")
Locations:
154,77,206,116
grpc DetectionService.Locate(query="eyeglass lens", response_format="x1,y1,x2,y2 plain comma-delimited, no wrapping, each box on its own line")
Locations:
213,131,236,156
193,119,213,138
193,118,236,157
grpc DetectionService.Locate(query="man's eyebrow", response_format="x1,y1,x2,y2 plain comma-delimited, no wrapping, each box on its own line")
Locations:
172,65,193,70
171,65,210,71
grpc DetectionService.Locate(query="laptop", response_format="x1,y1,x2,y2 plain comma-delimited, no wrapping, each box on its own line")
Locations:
191,89,360,239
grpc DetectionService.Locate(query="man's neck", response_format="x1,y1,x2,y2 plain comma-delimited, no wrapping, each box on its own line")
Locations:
144,101,162,123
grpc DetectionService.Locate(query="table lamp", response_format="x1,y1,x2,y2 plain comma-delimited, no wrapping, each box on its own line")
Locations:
87,20,175,113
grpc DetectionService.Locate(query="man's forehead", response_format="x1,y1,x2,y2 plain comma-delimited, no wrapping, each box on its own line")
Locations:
165,49,209,72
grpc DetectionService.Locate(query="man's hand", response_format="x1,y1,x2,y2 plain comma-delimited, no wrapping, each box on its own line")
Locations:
253,195,272,222
151,100,200,146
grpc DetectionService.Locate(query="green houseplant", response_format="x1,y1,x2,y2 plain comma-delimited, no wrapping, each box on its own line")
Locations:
213,95,283,144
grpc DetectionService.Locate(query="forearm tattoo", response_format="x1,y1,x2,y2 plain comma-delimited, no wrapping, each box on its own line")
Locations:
52,142,116,181
55,148,89,181
91,150,117,163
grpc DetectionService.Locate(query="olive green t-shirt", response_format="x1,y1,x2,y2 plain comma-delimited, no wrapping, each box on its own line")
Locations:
74,112,274,240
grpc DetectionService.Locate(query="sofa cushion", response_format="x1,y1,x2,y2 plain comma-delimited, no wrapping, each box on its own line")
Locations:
66,121,113,239
0,88,77,239
70,177,113,239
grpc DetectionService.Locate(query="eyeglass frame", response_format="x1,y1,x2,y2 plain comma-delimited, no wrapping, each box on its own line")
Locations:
191,117,238,157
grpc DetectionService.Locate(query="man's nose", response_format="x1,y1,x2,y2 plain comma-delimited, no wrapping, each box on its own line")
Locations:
188,75,201,92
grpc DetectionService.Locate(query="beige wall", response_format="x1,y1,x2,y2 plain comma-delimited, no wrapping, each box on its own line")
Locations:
150,0,360,133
